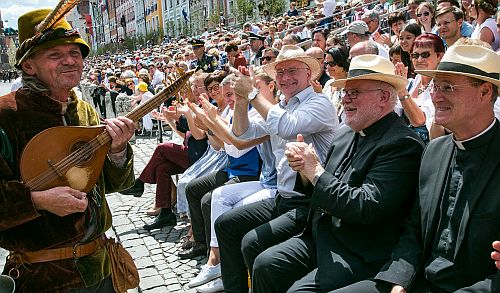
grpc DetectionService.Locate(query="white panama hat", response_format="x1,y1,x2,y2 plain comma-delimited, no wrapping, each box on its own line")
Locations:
416,45,500,87
331,54,408,91
262,45,322,81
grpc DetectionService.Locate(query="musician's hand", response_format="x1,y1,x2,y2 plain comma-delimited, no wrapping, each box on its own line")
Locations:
31,186,88,217
104,117,135,153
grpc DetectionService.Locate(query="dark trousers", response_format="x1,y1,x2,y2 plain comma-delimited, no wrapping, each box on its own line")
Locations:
252,234,376,293
252,236,318,293
329,279,431,293
139,142,189,208
185,169,258,246
214,194,310,293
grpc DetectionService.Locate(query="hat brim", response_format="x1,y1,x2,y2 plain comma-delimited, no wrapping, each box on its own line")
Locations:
330,73,408,92
262,56,322,81
16,36,89,68
416,69,500,87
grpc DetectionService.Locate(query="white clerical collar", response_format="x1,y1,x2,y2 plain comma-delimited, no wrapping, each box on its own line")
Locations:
358,130,366,137
453,119,496,150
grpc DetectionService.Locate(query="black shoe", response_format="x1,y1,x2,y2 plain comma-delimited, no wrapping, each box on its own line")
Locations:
143,209,177,230
119,179,144,197
178,242,207,259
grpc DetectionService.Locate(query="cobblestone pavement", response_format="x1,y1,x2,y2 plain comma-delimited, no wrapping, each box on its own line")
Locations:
0,135,208,293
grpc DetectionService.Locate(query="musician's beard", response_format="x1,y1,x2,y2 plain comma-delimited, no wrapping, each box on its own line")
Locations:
55,65,83,90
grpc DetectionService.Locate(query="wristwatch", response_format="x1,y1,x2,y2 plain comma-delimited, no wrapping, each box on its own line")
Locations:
399,94,411,102
248,88,260,101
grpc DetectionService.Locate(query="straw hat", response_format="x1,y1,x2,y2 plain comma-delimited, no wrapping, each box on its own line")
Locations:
262,45,321,80
16,9,89,68
331,54,407,91
416,45,500,87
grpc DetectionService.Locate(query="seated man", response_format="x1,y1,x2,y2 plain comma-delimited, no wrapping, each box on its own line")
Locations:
251,55,425,293
333,45,500,292
215,45,339,293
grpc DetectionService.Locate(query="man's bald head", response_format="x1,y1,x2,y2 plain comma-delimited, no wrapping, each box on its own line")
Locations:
349,40,379,59
305,47,325,59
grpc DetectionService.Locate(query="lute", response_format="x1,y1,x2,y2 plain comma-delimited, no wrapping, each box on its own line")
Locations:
20,70,194,193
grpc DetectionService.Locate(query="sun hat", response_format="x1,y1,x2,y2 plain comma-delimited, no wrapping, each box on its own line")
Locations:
416,45,500,87
331,54,408,91
136,82,149,92
262,45,322,80
16,9,89,69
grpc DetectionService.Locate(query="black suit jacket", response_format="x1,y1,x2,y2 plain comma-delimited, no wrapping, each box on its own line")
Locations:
376,120,500,292
299,113,424,291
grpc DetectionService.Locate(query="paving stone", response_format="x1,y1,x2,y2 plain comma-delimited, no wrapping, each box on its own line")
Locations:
138,268,159,278
167,284,182,291
141,275,166,289
142,286,170,293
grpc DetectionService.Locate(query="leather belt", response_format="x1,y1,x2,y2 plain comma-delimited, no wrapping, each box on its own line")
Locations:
8,236,106,264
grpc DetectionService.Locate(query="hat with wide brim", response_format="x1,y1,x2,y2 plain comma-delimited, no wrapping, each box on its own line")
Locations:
16,9,90,69
416,45,500,87
331,54,408,91
262,45,322,80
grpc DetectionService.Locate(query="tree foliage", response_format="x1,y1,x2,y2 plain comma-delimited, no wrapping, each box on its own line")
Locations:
232,0,256,22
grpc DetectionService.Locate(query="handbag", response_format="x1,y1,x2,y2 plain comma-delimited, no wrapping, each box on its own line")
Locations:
105,237,139,293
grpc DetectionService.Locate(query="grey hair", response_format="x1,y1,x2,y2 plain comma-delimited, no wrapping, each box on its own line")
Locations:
220,73,237,87
20,72,51,95
379,81,398,108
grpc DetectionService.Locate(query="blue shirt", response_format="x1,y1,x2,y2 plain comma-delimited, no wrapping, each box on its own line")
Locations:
237,86,339,198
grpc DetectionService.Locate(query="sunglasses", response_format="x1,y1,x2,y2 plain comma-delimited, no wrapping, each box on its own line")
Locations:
324,61,336,67
261,56,275,61
416,11,430,17
128,82,135,86
411,51,432,59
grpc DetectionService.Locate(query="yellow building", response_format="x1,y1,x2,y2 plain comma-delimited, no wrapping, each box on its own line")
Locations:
145,0,164,38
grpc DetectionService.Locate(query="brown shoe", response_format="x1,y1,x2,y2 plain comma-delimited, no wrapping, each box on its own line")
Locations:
146,207,161,216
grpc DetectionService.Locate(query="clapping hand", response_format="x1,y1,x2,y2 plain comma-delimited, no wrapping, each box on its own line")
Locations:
199,93,218,122
285,134,323,181
310,80,323,93
394,62,408,78
230,65,255,103
492,241,500,270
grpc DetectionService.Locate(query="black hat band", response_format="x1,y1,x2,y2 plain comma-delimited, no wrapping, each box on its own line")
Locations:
348,68,377,78
438,61,500,80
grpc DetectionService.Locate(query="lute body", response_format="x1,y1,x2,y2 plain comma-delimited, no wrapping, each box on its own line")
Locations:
20,70,194,193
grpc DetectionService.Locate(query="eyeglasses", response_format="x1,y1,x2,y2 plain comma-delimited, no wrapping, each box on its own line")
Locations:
128,82,135,86
436,20,457,27
275,67,309,77
261,56,275,61
411,51,432,59
430,82,479,95
340,88,384,100
207,84,220,92
416,11,431,17
324,61,337,67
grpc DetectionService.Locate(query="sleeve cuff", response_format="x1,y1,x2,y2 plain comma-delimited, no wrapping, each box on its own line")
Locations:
108,147,128,168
